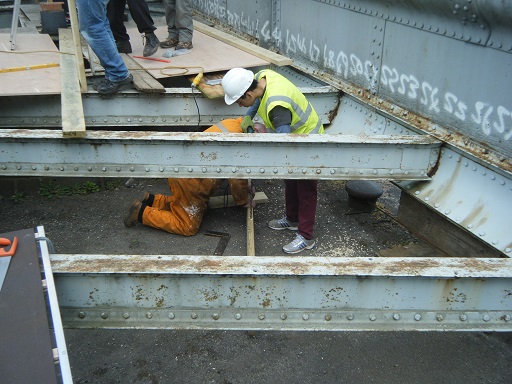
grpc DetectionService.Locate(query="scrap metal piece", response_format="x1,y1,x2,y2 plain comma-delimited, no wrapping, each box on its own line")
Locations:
204,230,230,256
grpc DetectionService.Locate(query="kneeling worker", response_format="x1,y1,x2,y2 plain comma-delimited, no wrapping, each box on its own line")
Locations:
123,118,254,236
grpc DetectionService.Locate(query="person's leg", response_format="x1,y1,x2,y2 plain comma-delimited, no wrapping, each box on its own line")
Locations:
76,0,129,82
163,0,177,39
126,0,156,34
296,179,317,240
284,179,299,222
175,0,193,44
142,205,202,236
160,0,179,48
106,0,129,41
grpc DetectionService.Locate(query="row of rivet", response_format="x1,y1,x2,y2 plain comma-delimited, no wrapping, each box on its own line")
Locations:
317,1,511,50
0,164,418,176
410,150,511,253
2,117,218,125
78,311,511,322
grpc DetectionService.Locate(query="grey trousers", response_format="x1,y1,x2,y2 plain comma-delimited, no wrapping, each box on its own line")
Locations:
163,0,193,43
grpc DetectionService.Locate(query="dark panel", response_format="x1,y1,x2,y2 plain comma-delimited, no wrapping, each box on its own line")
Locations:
0,228,58,384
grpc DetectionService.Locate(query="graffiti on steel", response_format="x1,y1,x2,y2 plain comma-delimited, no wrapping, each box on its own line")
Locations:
193,0,512,143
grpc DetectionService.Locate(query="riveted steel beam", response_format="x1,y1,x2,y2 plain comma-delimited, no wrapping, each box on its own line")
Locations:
0,65,339,129
0,86,338,128
398,147,512,257
0,129,440,180
51,254,512,331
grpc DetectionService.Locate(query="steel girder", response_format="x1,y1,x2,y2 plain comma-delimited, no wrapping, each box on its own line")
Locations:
0,129,440,180
50,252,512,332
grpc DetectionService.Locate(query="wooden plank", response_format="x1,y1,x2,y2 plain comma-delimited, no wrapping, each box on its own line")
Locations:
0,33,61,96
187,72,224,99
120,53,165,93
247,206,255,256
193,21,293,67
125,28,269,79
59,28,86,138
67,0,87,91
208,191,268,209
397,192,505,258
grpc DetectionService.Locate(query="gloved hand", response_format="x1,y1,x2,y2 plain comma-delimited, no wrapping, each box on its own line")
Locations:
241,115,254,133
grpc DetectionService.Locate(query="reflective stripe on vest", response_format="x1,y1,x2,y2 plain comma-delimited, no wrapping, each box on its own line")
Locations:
255,70,323,134
265,95,322,134
215,121,230,133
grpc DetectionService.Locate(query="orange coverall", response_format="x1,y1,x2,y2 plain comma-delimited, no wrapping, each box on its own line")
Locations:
141,118,249,236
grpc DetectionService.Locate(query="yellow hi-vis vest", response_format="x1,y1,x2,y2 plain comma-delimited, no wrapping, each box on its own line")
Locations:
255,69,324,134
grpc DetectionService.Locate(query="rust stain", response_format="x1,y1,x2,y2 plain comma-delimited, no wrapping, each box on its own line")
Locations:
200,151,218,161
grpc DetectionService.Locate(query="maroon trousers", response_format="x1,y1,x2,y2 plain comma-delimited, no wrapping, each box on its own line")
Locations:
284,179,318,240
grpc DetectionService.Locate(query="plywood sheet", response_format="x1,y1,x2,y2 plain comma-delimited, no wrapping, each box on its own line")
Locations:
0,33,61,95
126,28,269,80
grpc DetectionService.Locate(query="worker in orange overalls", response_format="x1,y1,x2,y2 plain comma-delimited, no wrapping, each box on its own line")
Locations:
123,118,254,236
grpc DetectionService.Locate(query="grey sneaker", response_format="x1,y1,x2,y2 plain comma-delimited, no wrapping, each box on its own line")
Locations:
160,37,178,49
143,33,159,57
268,217,298,231
96,73,133,95
282,234,316,254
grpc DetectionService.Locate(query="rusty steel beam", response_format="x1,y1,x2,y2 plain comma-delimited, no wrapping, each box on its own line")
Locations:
51,253,512,332
0,129,440,181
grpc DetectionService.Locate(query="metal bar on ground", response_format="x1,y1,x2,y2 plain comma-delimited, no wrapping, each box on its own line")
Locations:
36,226,73,384
9,0,21,50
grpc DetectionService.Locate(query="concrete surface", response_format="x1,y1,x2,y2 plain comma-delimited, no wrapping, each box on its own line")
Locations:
0,177,511,383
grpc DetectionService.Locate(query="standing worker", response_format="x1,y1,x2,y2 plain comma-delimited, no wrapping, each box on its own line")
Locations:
76,0,133,94
123,118,254,236
159,0,194,51
221,68,324,254
107,0,160,57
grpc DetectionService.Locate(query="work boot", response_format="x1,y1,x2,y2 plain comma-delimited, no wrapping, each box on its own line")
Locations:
124,199,142,227
176,41,193,50
268,216,298,231
143,33,159,57
92,77,107,91
282,234,316,254
96,73,133,95
159,37,178,49
116,39,132,54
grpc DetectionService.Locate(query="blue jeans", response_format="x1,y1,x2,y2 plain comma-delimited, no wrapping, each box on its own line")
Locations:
76,0,129,82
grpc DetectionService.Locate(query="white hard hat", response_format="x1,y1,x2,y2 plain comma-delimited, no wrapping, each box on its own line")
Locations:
222,68,254,105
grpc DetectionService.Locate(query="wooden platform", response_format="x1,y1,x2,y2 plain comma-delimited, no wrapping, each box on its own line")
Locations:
0,33,61,95
126,28,269,80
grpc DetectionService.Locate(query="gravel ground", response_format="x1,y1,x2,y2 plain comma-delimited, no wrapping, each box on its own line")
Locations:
1,177,510,384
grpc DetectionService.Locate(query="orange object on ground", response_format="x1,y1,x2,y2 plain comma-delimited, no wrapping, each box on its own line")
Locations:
0,236,17,257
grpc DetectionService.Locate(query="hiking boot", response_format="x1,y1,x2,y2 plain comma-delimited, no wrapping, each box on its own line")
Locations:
116,39,132,54
124,199,142,227
282,234,316,254
159,37,178,49
176,41,193,50
268,217,298,231
143,33,159,57
96,73,133,95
